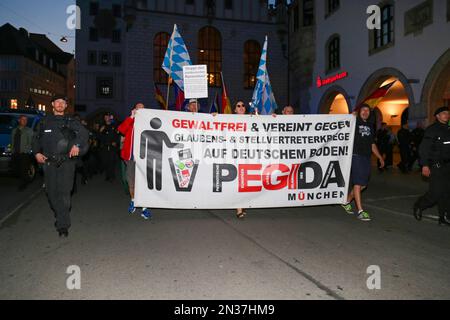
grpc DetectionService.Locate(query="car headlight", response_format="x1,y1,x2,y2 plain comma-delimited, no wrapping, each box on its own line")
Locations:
2,144,12,156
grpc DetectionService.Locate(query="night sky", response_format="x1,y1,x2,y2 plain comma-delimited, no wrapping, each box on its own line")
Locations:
0,0,75,54
0,0,285,55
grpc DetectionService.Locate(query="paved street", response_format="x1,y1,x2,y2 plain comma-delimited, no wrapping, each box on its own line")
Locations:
0,175,43,222
1,168,450,300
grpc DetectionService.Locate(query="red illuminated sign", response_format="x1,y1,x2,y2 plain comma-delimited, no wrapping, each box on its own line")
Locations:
317,71,349,88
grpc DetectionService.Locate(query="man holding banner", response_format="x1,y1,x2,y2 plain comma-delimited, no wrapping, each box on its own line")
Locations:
342,104,385,222
133,107,356,210
139,28,357,213
282,106,295,115
118,103,152,220
187,99,200,113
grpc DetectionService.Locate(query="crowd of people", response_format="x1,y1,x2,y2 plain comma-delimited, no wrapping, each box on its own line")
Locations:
375,121,425,174
8,94,449,238
67,113,121,195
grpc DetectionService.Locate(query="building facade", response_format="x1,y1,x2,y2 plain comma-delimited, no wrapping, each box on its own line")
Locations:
287,0,316,114
289,0,450,129
0,24,75,114
75,0,289,120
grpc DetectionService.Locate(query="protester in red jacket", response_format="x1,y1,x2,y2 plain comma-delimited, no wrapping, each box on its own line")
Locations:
118,103,152,220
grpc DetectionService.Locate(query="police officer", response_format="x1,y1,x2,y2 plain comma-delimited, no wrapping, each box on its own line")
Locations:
414,106,450,226
33,95,89,237
99,113,120,182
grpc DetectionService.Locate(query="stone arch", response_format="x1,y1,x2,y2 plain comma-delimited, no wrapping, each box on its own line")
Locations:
357,68,415,128
357,67,415,106
421,49,450,122
318,85,352,114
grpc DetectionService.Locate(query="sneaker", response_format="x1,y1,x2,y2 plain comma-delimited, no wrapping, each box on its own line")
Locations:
357,211,371,222
128,201,136,214
341,203,354,215
141,208,152,220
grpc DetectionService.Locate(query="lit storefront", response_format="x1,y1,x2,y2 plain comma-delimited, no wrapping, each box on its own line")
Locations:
290,0,450,129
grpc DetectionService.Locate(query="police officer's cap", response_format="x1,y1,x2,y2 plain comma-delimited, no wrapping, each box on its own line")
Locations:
434,106,449,117
51,95,68,103
189,99,198,104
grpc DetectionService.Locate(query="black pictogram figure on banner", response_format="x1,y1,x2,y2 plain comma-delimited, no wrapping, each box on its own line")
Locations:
140,118,184,191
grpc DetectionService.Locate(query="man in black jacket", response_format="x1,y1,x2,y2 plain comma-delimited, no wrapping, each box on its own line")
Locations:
410,121,425,169
33,95,89,237
99,113,120,182
397,123,412,173
414,107,450,226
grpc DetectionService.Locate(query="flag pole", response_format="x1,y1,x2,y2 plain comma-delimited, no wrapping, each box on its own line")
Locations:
220,72,224,114
165,77,171,110
165,25,176,109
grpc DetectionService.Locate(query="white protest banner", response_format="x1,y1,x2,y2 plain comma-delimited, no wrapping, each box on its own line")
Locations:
183,65,208,99
134,110,356,209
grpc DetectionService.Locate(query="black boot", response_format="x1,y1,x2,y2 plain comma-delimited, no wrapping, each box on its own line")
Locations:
413,204,423,221
438,217,450,226
58,229,69,238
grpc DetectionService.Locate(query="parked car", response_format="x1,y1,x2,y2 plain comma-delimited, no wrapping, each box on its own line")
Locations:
0,109,44,180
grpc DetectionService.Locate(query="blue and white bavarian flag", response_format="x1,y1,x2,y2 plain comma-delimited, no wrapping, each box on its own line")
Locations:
251,36,278,115
162,24,192,91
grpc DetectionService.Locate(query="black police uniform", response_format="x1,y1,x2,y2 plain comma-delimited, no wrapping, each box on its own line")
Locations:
33,114,89,234
99,123,120,181
414,119,450,224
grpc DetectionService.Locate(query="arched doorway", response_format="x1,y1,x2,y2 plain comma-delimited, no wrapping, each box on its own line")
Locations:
318,86,351,114
358,68,414,133
421,49,450,123
376,78,410,132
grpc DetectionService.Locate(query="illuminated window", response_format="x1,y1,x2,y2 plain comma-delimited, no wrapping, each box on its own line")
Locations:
244,40,261,89
153,32,170,84
11,99,18,109
97,77,113,98
198,26,222,87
